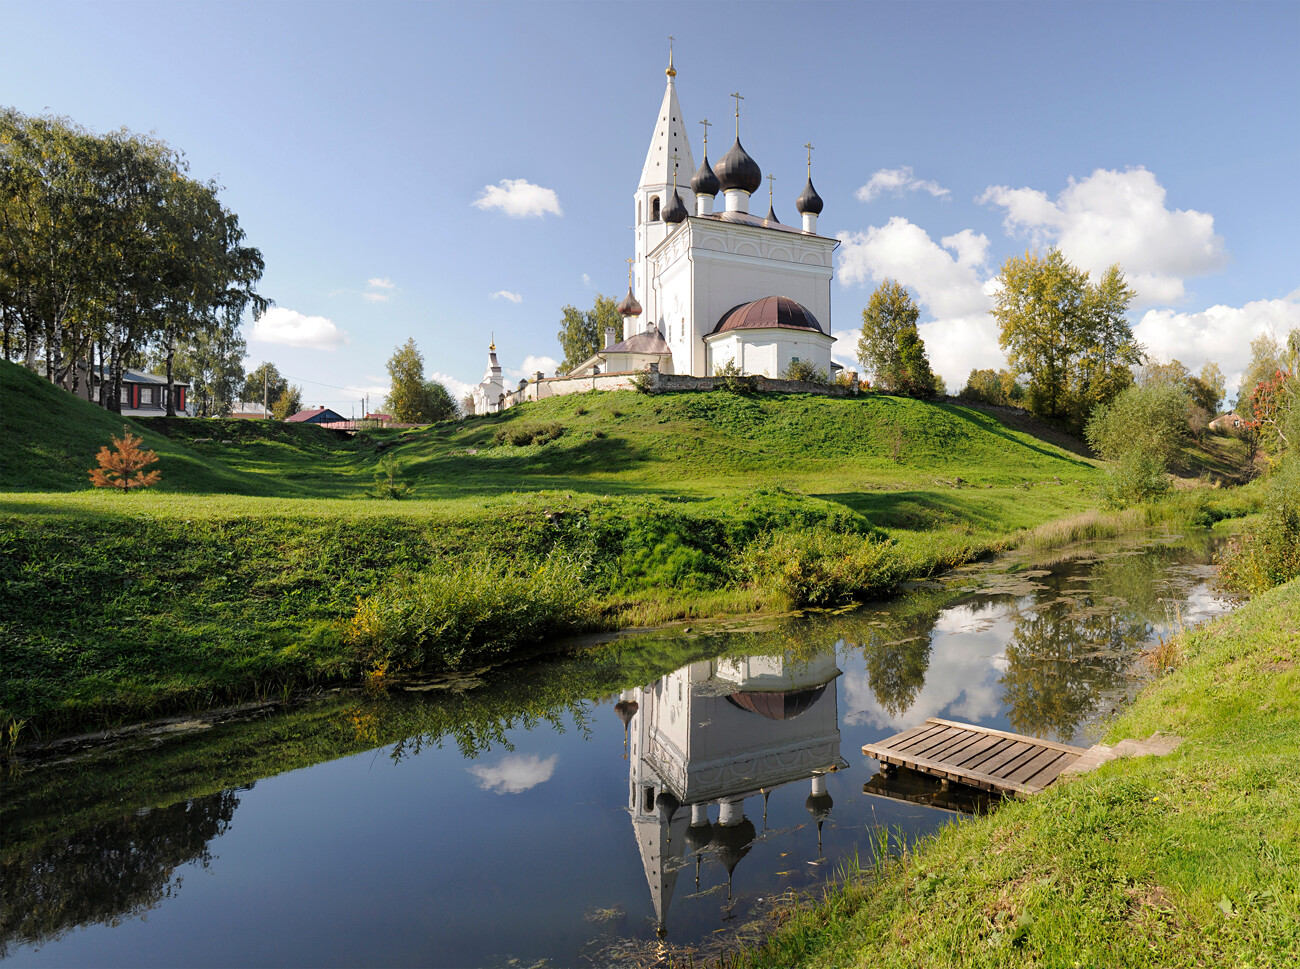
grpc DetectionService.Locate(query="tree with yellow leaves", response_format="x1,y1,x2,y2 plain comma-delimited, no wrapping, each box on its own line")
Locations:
88,426,162,491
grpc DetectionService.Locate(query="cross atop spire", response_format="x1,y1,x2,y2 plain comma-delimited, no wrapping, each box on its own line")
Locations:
729,91,744,137
666,36,676,77
768,173,776,203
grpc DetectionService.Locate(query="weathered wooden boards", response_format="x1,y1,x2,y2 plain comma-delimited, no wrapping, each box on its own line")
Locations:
862,717,1087,797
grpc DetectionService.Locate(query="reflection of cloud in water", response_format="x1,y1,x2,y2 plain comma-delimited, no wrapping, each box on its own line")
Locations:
467,754,559,794
844,602,1013,731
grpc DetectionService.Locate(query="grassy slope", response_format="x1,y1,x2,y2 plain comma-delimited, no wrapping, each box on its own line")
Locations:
739,579,1300,968
0,360,376,496
0,364,1124,737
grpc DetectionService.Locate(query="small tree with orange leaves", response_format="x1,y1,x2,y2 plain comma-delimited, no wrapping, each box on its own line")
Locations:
89,426,162,491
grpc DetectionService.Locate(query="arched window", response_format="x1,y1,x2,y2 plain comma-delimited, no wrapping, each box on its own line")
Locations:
650,196,660,221
637,200,642,223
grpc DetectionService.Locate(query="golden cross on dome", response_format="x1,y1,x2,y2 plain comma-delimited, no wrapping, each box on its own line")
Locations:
804,142,815,176
670,149,680,188
699,117,711,151
729,92,744,137
626,257,634,284
666,36,676,77
767,173,775,205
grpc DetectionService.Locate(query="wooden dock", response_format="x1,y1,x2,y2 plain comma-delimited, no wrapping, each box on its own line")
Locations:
862,717,1087,796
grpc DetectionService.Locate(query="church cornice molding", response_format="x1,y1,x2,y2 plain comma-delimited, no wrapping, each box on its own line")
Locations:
647,217,838,263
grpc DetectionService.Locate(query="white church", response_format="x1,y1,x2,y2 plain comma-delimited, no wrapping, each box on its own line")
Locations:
473,52,838,415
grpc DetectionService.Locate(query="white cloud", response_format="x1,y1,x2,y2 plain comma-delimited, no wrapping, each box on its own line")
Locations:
509,354,560,380
361,278,396,302
855,166,950,203
1133,289,1300,400
582,273,592,287
472,178,562,219
979,167,1227,306
467,754,558,795
843,602,1010,733
491,290,523,303
836,218,1002,389
249,308,349,350
429,371,475,402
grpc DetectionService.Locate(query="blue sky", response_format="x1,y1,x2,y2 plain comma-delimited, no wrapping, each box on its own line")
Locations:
4,0,1297,410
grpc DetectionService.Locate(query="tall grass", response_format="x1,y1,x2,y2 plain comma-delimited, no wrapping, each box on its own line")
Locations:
345,552,595,671
740,526,906,607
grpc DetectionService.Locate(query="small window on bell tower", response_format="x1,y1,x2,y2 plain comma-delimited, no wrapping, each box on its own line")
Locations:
650,196,661,221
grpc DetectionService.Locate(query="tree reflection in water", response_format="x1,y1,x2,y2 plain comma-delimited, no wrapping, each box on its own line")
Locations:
999,607,1145,740
0,789,241,957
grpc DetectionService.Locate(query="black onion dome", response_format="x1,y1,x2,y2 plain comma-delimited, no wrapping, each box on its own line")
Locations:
655,790,681,823
616,286,642,317
796,177,824,215
715,138,762,194
662,190,688,224
691,154,720,196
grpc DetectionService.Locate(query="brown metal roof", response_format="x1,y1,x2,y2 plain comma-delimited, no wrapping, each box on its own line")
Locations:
604,329,671,355
711,296,824,335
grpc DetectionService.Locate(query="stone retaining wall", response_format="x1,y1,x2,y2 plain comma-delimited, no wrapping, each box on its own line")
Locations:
501,364,860,408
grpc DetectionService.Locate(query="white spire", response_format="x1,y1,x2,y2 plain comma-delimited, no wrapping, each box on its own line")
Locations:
638,63,696,191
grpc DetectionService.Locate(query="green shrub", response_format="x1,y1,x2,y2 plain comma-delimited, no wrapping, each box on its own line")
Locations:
782,360,829,384
1099,451,1171,508
740,526,904,607
345,552,594,671
492,422,564,446
1218,460,1300,593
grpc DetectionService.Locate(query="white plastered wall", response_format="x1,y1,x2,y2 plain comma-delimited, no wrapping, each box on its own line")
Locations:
647,219,836,377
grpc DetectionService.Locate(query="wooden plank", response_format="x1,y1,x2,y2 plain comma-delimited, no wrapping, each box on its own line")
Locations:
947,734,1009,770
870,722,939,752
977,741,1039,778
903,727,966,758
923,730,991,764
873,747,1035,796
923,718,1086,756
886,723,951,754
863,719,1086,796
1006,747,1068,785
1023,752,1080,792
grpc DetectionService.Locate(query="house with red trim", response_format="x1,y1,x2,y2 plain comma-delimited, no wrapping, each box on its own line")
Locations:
89,368,193,416
286,406,348,424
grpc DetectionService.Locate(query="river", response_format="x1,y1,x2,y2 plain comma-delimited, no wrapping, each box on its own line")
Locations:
0,530,1237,967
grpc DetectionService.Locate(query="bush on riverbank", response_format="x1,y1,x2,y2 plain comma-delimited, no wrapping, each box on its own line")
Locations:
741,526,906,607
344,552,595,672
1218,460,1300,593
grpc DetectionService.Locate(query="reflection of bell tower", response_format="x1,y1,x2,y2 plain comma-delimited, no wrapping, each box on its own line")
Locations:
621,651,844,938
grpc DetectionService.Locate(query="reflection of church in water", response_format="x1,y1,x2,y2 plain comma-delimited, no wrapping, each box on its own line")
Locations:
615,652,844,937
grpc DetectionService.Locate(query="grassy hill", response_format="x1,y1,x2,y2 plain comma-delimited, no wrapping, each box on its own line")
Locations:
9,361,1215,737
0,360,376,496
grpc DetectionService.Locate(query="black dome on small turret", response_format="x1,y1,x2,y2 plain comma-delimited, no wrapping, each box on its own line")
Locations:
662,190,688,224
691,154,720,196
796,177,824,215
766,201,779,224
716,139,762,195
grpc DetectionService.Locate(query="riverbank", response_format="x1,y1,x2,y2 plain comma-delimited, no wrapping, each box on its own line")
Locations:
1,487,1257,743
734,577,1300,968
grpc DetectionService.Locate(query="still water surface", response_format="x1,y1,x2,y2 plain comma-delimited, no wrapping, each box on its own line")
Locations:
1,532,1236,967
